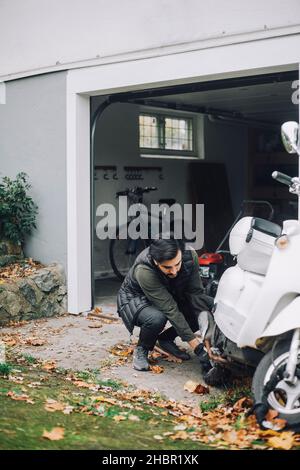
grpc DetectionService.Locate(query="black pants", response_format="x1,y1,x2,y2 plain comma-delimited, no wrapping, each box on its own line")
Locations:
135,301,199,351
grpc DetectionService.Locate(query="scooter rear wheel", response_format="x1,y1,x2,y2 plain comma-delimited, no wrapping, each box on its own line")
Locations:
252,340,300,426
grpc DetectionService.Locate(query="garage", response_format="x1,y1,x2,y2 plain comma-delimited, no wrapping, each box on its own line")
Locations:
92,69,299,305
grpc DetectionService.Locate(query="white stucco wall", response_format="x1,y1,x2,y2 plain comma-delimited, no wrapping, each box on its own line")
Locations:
1,0,300,80
0,72,68,270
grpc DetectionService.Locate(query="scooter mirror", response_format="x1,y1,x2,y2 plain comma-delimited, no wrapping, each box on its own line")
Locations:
281,121,299,154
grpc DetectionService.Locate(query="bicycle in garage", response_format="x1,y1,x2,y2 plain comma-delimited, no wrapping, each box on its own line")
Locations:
109,186,182,281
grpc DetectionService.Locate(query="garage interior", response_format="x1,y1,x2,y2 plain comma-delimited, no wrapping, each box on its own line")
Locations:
91,70,298,306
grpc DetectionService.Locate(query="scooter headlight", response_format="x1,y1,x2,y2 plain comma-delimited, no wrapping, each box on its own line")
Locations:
275,234,289,249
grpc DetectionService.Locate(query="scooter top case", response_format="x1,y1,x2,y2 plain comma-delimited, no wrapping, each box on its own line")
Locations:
229,216,281,275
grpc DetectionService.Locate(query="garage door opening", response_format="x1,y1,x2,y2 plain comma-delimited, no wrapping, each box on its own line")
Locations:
91,70,298,307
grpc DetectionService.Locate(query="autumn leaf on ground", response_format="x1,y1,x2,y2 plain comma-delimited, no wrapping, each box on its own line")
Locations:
8,375,24,383
128,414,140,422
262,409,287,431
110,343,134,357
150,365,164,374
44,399,66,412
92,306,102,314
267,431,295,450
25,337,46,346
232,397,253,411
7,391,34,404
170,431,190,440
113,415,126,422
94,395,117,405
41,361,56,371
42,427,65,441
222,429,248,446
1,335,19,346
73,380,95,389
184,380,209,395
88,321,103,328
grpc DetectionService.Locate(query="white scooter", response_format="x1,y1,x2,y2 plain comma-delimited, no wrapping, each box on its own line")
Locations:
199,121,300,427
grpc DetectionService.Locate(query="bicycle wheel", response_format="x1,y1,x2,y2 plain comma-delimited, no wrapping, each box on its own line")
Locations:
109,228,148,281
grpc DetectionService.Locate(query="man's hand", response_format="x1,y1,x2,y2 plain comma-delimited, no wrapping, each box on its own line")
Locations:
188,338,201,351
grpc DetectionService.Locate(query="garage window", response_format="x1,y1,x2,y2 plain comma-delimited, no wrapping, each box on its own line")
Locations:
139,112,197,158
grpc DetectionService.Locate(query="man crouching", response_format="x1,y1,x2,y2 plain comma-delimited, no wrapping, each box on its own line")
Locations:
117,236,213,371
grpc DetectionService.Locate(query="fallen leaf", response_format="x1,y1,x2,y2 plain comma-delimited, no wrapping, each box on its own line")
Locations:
183,380,209,394
153,435,164,440
42,427,65,441
233,397,253,411
88,322,103,329
25,338,46,346
264,418,287,431
128,415,140,421
62,405,74,415
259,429,281,437
41,361,56,371
27,382,42,388
113,415,126,422
94,396,117,405
110,343,134,357
267,432,295,450
44,399,65,412
8,375,24,383
170,431,190,441
73,380,94,389
194,384,210,395
6,391,35,404
93,306,102,314
174,424,187,431
150,365,164,374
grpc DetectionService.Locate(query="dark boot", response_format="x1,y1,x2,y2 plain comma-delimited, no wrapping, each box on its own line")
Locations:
133,346,150,371
157,339,190,360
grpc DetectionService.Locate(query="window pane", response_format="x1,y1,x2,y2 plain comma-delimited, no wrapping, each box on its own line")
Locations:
139,114,159,148
140,113,193,153
164,117,193,151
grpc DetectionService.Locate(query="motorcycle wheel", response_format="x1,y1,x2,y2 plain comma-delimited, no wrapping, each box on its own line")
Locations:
252,340,300,426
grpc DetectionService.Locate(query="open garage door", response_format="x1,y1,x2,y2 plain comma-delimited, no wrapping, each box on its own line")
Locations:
91,69,299,305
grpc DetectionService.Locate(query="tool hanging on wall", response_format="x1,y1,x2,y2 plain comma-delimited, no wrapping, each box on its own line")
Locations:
123,166,164,181
94,165,118,180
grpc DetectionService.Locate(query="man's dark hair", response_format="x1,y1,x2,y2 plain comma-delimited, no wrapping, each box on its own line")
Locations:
149,237,185,263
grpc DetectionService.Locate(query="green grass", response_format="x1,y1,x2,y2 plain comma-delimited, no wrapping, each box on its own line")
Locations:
0,363,12,377
22,354,38,364
200,381,252,413
0,354,209,450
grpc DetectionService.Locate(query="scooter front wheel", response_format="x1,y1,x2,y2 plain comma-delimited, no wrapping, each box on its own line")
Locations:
252,340,300,426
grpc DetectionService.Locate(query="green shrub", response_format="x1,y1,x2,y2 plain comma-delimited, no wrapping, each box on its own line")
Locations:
0,172,38,246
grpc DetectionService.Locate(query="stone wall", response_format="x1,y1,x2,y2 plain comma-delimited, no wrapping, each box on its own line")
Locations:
0,263,67,326
0,239,23,267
